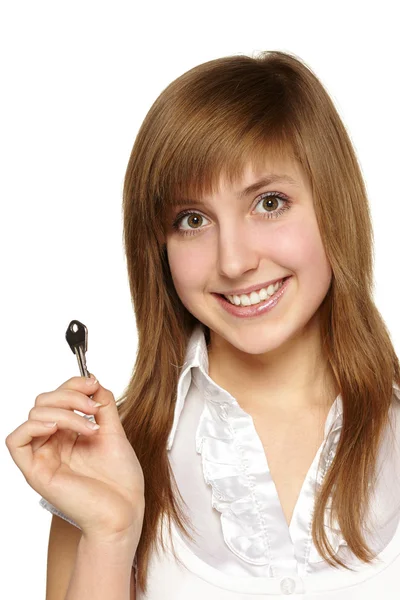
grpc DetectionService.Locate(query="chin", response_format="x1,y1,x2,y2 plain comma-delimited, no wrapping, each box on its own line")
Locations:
204,318,295,355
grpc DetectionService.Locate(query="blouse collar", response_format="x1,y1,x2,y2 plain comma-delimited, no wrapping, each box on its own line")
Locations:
167,323,208,450
167,323,345,451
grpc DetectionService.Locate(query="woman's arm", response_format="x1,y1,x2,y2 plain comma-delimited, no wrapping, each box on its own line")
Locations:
46,515,137,600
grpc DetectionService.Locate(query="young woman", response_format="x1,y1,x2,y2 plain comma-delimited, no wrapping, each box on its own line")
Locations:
6,50,400,599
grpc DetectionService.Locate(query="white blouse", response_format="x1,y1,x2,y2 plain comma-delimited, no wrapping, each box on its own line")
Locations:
40,323,400,598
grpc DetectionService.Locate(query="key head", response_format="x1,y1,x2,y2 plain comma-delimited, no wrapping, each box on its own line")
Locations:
66,320,88,354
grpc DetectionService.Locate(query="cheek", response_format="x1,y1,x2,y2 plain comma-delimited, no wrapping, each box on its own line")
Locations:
166,241,213,300
276,220,332,288
276,220,325,262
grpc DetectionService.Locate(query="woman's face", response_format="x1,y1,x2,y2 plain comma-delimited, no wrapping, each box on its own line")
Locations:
165,155,332,356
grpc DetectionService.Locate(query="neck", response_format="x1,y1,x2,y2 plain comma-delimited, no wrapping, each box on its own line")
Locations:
207,322,338,416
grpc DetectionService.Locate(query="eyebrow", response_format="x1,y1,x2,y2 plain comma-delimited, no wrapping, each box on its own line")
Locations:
172,173,299,207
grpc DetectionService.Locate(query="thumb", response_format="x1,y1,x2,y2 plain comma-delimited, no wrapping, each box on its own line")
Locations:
86,376,124,435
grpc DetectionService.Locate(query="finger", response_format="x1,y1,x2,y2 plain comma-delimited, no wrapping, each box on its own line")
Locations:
87,383,125,435
34,387,103,416
30,422,75,454
53,373,101,395
29,407,102,434
5,419,88,480
5,414,99,470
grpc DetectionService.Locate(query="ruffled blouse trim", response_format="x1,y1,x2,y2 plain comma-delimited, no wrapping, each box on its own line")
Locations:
193,366,348,573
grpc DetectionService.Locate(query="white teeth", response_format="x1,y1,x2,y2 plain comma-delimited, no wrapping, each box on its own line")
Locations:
224,279,285,307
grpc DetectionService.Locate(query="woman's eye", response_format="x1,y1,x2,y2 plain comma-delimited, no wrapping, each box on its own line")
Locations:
254,192,291,217
171,192,292,237
173,212,210,235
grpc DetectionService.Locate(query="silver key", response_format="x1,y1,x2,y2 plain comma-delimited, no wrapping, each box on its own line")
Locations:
65,320,94,399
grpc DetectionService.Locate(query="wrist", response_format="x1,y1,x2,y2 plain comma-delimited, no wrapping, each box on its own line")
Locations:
65,532,137,599
81,528,139,564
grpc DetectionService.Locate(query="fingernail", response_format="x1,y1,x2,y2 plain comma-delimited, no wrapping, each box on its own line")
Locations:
86,421,100,430
86,376,98,385
88,399,102,407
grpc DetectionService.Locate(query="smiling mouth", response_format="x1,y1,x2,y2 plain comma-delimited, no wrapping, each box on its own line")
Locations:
215,276,291,306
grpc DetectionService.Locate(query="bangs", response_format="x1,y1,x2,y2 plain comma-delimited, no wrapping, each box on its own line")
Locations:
155,124,302,225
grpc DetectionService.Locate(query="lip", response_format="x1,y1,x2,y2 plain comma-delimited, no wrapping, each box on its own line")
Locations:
212,275,291,319
216,276,291,297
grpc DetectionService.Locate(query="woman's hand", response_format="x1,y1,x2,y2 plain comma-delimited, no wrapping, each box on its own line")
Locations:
5,375,145,546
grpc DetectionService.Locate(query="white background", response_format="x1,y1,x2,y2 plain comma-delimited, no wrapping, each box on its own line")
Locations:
1,1,399,597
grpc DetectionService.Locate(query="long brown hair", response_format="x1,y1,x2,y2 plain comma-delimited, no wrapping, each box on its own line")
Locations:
118,50,400,595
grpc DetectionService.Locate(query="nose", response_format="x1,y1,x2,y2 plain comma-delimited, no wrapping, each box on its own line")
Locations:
216,220,260,280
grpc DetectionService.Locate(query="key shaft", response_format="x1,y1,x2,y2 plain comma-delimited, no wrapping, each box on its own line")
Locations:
66,320,93,398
